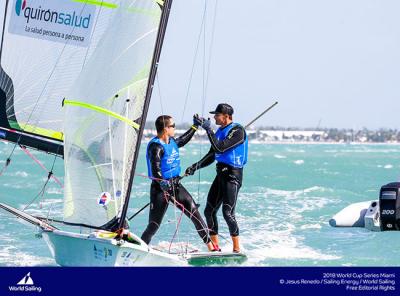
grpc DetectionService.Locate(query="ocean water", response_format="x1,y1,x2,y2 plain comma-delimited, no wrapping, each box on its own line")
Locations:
1,141,400,266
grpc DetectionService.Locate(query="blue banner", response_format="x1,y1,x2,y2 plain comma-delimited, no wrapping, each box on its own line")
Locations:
0,267,399,296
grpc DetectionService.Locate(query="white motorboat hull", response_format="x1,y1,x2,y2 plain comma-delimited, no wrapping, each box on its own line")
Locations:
330,200,381,232
42,230,187,267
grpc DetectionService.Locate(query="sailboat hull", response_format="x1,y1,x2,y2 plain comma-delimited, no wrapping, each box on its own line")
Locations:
42,230,187,267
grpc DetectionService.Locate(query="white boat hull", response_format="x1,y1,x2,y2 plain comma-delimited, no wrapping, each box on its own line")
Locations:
42,230,187,267
330,200,381,232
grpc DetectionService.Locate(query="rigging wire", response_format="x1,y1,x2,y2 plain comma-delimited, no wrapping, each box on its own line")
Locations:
196,0,218,205
204,0,218,109
179,3,207,123
156,73,165,114
20,145,63,188
22,152,58,211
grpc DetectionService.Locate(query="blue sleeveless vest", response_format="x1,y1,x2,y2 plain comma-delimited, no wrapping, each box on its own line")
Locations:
215,123,248,168
146,137,181,179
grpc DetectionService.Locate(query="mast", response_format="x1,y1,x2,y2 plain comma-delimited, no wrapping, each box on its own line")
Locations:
117,0,173,230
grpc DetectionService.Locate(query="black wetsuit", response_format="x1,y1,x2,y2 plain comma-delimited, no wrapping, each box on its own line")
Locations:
141,127,211,245
192,124,246,237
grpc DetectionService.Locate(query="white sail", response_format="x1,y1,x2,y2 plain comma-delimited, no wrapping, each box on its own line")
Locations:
63,0,163,227
0,0,110,153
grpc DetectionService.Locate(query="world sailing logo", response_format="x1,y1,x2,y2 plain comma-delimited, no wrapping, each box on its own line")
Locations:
14,0,92,29
15,0,27,16
9,272,43,293
17,272,34,285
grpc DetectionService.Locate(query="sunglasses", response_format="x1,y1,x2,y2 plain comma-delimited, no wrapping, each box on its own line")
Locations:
168,123,176,128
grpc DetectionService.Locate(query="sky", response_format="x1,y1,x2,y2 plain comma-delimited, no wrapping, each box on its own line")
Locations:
149,0,400,129
1,0,399,129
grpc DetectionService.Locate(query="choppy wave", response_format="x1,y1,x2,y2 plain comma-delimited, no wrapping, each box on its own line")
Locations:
285,148,306,153
325,148,400,154
12,171,29,177
46,187,63,195
2,142,400,266
233,186,341,265
273,154,286,159
0,246,55,266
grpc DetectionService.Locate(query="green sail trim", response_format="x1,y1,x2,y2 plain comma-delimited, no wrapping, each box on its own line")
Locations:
71,0,162,11
63,100,140,130
9,120,64,141
71,0,118,9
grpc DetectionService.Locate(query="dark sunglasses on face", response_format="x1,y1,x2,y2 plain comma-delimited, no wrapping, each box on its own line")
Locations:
168,123,176,128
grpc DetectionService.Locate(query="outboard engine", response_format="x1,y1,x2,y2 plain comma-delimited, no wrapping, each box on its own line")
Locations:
379,182,400,231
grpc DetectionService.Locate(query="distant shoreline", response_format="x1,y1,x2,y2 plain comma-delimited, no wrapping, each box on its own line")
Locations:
141,139,400,145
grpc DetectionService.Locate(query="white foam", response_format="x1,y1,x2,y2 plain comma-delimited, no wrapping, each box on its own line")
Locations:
384,164,393,169
13,171,29,177
46,187,63,195
183,180,212,185
300,224,322,230
294,160,304,165
0,247,55,266
285,148,305,153
242,228,340,265
2,183,36,189
261,186,332,199
273,154,286,159
233,186,340,265
250,151,264,157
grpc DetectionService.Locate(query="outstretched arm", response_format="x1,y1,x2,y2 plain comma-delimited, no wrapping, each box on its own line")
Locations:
185,147,215,175
206,125,246,153
174,125,197,148
195,147,215,169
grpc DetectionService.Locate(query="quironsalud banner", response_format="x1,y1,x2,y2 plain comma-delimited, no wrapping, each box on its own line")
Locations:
8,0,96,47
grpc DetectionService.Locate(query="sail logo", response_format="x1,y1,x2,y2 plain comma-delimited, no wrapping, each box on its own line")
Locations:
8,272,42,293
15,0,27,16
15,2,92,29
9,0,96,47
98,192,111,206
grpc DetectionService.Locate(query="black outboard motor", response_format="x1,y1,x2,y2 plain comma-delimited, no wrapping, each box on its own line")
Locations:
379,182,400,231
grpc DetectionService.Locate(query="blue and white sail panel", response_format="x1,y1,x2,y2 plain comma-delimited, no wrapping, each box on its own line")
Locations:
0,0,109,154
63,0,163,227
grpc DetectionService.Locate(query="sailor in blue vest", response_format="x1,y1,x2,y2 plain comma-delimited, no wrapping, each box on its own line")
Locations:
141,115,217,251
185,104,248,253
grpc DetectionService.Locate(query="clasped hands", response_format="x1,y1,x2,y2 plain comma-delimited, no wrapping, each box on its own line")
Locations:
193,114,211,130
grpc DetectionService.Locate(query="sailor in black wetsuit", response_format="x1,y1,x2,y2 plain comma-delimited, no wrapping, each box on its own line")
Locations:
185,104,248,253
141,115,217,251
